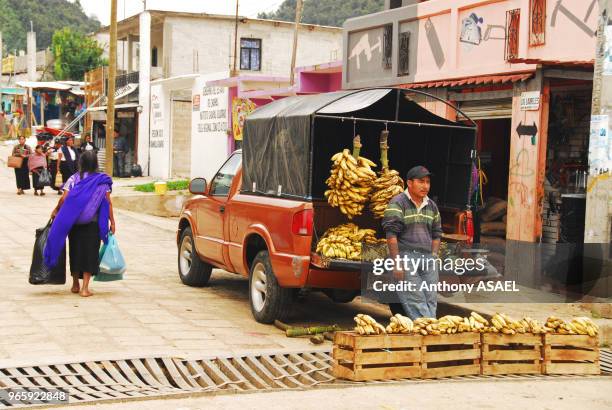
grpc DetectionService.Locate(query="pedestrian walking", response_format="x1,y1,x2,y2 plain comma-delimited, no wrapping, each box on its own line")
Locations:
12,135,32,195
382,166,442,320
58,136,79,183
29,144,48,196
112,130,128,177
47,138,63,194
44,151,116,297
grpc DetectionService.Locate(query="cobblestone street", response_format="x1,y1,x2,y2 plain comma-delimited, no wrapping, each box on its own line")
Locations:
0,153,387,368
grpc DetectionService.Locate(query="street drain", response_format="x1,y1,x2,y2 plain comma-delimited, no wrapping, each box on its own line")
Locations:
0,349,610,408
0,351,334,408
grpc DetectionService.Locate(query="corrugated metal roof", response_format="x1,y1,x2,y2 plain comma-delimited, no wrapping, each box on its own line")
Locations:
400,72,534,89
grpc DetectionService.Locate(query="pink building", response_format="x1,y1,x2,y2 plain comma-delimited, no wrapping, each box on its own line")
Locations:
343,0,596,245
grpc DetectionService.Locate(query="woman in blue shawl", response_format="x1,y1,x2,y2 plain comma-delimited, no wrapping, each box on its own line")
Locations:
44,150,115,297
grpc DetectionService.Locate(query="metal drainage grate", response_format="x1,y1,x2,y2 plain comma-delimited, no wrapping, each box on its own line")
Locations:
0,349,610,408
0,351,334,408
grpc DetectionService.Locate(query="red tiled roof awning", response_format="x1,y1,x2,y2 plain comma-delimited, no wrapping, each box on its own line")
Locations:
399,72,534,89
508,58,594,69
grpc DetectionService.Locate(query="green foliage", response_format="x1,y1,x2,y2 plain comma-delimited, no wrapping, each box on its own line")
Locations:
0,0,100,55
258,0,384,28
51,28,105,80
134,180,190,193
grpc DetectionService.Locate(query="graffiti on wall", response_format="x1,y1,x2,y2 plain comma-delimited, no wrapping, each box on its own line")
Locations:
460,13,484,45
550,0,596,37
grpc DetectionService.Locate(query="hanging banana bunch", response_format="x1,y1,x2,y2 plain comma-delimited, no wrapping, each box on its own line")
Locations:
369,130,404,219
325,136,377,219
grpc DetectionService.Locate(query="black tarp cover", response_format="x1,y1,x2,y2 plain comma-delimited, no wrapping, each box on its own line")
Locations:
242,88,476,208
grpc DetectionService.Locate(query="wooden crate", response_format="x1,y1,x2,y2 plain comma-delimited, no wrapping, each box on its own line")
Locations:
481,333,543,375
332,332,422,381
421,333,481,379
543,334,600,375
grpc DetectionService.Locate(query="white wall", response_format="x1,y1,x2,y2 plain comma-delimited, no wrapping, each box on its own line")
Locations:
191,72,230,181
148,83,170,178
165,17,342,78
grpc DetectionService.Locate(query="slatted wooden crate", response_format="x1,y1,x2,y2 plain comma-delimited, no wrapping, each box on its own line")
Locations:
481,333,543,375
543,334,600,375
332,332,422,381
421,333,481,379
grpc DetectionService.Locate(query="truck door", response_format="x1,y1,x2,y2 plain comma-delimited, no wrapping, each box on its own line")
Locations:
196,152,242,265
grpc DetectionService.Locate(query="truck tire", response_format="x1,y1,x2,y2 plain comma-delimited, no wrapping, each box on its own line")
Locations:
178,227,212,287
249,250,292,323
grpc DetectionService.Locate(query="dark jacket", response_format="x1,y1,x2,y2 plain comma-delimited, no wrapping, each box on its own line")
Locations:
60,145,79,174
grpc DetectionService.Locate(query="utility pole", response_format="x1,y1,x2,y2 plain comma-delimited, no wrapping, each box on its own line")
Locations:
106,0,118,176
232,0,239,76
584,0,612,244
289,0,304,86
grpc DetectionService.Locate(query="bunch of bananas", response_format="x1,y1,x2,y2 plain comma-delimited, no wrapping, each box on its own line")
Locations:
369,169,404,218
412,317,440,335
316,223,385,260
354,314,386,335
386,314,414,334
545,316,599,336
325,149,377,219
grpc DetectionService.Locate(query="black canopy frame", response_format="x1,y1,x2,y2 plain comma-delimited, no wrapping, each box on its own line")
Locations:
241,87,478,209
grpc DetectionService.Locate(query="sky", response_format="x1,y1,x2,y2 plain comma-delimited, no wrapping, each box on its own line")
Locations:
78,0,287,25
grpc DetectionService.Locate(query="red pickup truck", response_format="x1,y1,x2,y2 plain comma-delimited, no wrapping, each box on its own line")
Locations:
176,89,477,323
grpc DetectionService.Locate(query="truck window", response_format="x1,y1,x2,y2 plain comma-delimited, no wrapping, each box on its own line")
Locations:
210,153,242,196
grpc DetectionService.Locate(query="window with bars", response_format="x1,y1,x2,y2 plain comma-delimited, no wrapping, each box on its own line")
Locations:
398,31,410,76
505,9,520,61
383,24,393,69
240,38,261,71
529,0,546,46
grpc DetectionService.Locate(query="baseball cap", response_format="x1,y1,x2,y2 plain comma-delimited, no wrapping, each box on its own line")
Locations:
406,166,432,180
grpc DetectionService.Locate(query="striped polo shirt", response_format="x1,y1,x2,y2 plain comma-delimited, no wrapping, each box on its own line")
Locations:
381,190,442,253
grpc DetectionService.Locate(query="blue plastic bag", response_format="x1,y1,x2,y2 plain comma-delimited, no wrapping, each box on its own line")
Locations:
95,234,126,282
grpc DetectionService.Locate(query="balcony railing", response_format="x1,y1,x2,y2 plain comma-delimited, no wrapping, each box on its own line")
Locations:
116,71,139,87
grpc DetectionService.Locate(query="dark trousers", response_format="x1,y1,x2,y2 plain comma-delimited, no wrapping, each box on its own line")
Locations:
60,162,75,184
113,151,125,177
49,160,60,190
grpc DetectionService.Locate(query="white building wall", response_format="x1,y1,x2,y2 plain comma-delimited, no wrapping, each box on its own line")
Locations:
165,17,342,78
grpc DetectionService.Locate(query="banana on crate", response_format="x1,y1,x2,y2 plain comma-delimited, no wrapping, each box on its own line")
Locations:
354,314,386,335
324,149,377,219
315,223,385,261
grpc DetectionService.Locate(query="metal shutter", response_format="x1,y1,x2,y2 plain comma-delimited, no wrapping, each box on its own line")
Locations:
457,99,513,120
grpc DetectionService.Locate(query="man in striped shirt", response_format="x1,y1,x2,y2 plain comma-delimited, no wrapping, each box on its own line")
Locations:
382,166,442,319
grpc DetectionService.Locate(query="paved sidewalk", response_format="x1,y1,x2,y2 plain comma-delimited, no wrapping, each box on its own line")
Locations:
0,148,389,368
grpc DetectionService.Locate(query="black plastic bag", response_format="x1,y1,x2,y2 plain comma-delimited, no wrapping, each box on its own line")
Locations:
130,164,143,177
29,220,66,285
38,168,52,186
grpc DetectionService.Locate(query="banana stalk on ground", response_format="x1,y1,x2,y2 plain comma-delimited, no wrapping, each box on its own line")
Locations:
316,223,385,260
354,314,386,335
325,149,377,219
369,169,404,218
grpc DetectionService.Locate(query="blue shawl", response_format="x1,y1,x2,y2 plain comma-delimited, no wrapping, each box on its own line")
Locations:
44,173,113,268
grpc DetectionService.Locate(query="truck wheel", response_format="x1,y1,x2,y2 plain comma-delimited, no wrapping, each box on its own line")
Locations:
249,250,292,323
178,227,212,287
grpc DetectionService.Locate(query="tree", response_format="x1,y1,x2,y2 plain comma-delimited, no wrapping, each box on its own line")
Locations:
51,28,106,80
258,0,384,28
0,0,100,53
